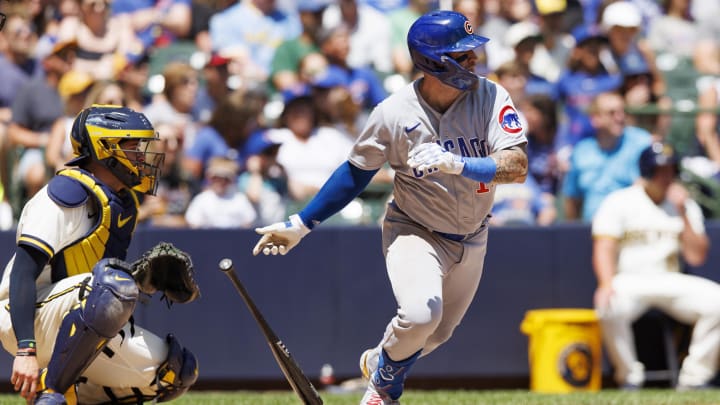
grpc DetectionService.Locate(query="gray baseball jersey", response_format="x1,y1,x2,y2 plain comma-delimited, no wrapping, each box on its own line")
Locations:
349,78,527,235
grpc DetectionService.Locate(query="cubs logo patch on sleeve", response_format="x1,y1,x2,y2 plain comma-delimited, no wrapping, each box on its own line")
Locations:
499,105,523,134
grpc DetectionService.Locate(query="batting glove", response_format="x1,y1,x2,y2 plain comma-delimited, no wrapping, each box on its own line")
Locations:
253,214,311,256
407,142,464,175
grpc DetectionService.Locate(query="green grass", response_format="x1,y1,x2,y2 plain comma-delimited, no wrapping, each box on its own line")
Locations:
2,389,719,404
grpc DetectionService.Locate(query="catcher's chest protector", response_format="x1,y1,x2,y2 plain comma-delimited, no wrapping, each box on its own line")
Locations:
48,169,140,280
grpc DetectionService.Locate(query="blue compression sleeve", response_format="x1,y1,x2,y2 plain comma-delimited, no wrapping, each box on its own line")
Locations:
9,245,48,346
299,161,378,229
460,157,497,183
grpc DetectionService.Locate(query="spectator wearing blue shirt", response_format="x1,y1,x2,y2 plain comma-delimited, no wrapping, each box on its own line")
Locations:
317,24,387,111
183,89,266,182
111,0,192,51
555,24,622,165
209,0,301,81
562,91,652,222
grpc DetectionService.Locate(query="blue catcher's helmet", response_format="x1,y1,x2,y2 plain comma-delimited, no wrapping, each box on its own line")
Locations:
67,105,165,195
639,142,679,178
407,10,489,91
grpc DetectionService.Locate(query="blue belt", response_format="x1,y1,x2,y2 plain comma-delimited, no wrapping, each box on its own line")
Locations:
432,217,489,242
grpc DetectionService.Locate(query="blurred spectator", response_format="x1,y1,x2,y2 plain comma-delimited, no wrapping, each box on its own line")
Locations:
270,0,327,93
534,0,574,82
490,174,557,226
239,129,289,226
56,0,141,80
317,24,387,113
647,0,699,60
112,0,192,51
0,12,40,122
274,95,354,200
116,50,151,110
185,156,257,228
388,0,433,79
194,51,231,123
45,69,95,172
209,0,300,82
600,1,665,97
183,89,265,180
362,0,408,13
480,0,533,71
308,64,361,139
619,58,672,141
138,116,197,227
7,39,75,203
0,11,40,207
592,141,719,391
46,78,127,173
694,76,720,168
562,91,651,221
494,60,531,115
143,61,199,148
502,22,556,98
520,93,561,195
555,24,622,164
322,0,393,75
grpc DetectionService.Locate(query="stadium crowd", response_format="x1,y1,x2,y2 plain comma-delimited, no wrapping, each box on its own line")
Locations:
0,0,719,230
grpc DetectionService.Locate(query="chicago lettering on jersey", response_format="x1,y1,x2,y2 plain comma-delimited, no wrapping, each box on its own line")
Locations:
412,137,489,178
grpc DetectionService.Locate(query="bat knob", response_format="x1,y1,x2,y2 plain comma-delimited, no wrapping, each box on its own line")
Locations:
219,258,233,272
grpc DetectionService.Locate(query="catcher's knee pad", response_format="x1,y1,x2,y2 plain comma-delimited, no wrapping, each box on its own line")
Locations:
155,334,199,402
44,259,138,393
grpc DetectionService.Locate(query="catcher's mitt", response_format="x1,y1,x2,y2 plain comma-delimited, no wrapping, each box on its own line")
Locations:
131,242,200,304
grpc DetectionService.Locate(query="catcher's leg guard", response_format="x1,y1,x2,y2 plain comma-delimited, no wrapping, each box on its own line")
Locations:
43,259,138,395
155,334,199,402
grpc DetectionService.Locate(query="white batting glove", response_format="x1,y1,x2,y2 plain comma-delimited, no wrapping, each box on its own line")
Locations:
407,142,465,175
252,214,311,256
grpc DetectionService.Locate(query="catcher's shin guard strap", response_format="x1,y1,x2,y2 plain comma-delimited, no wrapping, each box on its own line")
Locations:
45,261,138,393
155,334,199,402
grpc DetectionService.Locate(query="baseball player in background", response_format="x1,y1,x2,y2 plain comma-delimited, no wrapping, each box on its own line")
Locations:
593,142,720,391
0,105,198,404
253,10,528,405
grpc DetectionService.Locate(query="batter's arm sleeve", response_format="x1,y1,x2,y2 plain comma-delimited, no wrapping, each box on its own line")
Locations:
298,161,378,228
9,245,48,347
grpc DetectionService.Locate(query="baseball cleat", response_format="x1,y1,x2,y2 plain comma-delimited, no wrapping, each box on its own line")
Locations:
359,381,399,405
359,348,378,380
34,392,67,405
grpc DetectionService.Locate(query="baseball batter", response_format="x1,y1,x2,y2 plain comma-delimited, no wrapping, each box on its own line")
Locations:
253,10,528,405
593,142,720,390
0,105,198,404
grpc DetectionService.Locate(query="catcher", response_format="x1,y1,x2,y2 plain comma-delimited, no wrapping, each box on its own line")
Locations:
0,105,200,404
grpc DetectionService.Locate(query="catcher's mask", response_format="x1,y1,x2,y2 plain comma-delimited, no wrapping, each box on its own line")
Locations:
67,104,165,195
407,10,489,91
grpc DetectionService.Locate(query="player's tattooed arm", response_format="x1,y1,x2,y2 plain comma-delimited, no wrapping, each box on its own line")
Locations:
490,143,528,184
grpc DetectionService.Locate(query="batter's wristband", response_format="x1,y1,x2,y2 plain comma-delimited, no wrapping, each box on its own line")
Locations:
460,157,497,183
17,339,36,350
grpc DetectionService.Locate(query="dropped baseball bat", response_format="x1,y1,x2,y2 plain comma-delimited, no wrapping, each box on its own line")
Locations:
218,258,324,405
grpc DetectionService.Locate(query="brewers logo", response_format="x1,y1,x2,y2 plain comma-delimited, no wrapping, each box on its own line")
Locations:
558,343,593,387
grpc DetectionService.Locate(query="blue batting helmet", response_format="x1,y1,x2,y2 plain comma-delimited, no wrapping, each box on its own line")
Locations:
639,142,679,178
407,10,489,91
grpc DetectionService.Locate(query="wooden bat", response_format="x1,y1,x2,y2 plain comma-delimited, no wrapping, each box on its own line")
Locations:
218,258,324,405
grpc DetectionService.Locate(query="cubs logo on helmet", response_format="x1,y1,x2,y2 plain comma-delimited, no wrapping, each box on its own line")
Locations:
406,10,489,91
499,106,523,134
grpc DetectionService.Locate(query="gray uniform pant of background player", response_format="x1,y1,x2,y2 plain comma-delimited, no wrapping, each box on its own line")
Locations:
0,274,170,403
598,272,720,387
365,202,488,368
